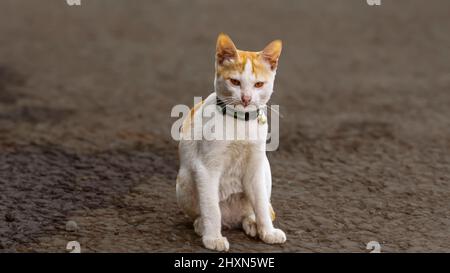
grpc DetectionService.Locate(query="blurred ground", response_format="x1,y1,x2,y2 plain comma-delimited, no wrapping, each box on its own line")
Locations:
0,0,449,252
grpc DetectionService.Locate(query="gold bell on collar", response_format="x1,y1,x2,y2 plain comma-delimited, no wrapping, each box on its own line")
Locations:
257,112,267,124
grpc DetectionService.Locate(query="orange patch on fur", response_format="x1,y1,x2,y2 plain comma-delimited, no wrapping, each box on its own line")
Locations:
216,50,271,79
181,100,204,135
269,203,276,221
215,33,281,79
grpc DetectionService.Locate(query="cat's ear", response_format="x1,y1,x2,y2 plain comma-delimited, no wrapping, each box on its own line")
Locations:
261,40,282,70
216,33,238,65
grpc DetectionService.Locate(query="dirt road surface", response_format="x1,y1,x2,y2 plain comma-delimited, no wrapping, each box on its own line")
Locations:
0,0,449,252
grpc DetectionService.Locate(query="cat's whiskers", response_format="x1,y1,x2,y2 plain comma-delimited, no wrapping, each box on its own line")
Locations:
219,97,240,106
219,97,283,118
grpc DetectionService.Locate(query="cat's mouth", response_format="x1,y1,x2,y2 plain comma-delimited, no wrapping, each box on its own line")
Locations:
234,103,258,112
230,102,259,112
218,96,260,111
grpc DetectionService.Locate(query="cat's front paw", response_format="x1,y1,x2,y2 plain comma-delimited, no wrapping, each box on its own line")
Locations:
259,228,286,244
202,235,230,252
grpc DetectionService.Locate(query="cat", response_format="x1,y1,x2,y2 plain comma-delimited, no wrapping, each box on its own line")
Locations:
176,33,285,251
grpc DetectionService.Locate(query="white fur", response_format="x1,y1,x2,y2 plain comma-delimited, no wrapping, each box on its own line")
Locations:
176,55,285,252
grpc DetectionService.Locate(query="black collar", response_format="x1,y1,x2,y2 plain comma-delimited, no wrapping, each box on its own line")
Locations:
216,97,262,121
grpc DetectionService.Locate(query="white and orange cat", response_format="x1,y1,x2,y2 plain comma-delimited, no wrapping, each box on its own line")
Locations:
176,33,285,251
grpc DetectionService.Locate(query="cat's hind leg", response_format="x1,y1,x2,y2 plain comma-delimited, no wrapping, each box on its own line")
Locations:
220,193,253,228
242,214,258,237
219,193,258,237
242,204,275,238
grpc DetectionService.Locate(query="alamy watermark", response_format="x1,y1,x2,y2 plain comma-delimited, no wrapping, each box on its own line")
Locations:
66,0,81,6
366,0,381,6
170,97,280,151
66,1,381,7
366,241,381,253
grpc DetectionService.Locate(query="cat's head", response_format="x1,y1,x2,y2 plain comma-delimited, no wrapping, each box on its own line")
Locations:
214,33,282,111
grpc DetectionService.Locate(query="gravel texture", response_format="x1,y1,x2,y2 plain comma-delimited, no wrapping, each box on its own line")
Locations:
0,0,449,252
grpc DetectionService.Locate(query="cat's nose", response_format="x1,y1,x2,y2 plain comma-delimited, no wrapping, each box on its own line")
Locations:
241,95,252,107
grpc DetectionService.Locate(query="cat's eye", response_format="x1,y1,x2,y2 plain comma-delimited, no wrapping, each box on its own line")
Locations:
229,79,241,86
254,82,264,88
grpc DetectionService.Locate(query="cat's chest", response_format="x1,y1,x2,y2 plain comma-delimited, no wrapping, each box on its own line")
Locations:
218,141,252,200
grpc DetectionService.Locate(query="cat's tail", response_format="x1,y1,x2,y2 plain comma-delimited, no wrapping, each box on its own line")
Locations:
269,203,276,221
